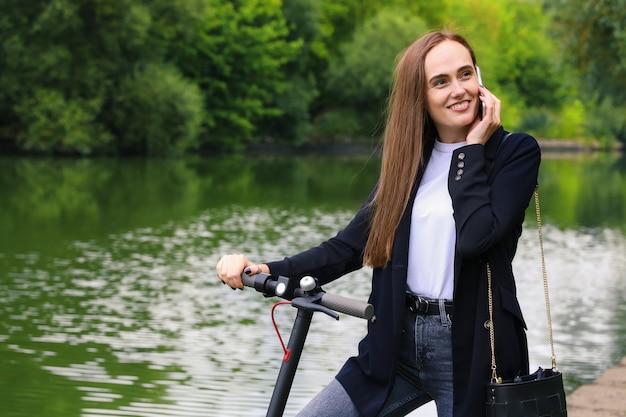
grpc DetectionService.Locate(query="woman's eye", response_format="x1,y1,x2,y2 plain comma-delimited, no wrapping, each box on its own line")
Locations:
461,71,472,79
433,79,446,87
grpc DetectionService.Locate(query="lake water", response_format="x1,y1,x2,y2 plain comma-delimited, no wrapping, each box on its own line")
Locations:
1,151,625,416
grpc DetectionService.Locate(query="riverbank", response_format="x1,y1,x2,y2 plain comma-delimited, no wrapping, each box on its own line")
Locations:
568,356,626,416
244,137,623,156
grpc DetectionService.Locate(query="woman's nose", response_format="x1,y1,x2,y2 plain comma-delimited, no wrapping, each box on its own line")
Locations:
450,79,466,96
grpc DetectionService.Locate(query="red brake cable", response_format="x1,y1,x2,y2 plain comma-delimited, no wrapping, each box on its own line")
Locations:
271,301,292,362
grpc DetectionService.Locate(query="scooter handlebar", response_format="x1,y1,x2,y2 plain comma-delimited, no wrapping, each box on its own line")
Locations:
318,292,374,320
241,273,373,320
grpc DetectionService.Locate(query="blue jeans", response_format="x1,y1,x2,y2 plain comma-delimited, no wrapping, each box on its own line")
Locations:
296,306,453,417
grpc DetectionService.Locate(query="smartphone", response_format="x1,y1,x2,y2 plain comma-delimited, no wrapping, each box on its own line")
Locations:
475,66,484,119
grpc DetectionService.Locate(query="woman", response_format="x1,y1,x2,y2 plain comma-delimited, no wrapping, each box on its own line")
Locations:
216,30,540,417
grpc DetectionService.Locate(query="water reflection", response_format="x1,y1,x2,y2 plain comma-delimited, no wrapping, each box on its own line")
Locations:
0,153,625,416
515,225,626,388
1,206,373,416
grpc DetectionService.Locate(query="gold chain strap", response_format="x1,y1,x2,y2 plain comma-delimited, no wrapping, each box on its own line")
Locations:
534,187,558,371
487,263,500,383
488,187,558,383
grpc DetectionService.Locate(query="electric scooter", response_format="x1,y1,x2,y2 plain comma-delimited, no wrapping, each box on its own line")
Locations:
241,272,374,417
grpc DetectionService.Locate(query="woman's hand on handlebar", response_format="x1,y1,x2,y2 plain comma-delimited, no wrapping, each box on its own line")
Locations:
215,254,269,289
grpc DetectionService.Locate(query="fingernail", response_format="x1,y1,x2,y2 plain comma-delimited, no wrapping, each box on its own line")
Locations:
221,280,225,285
244,268,251,274
231,287,237,291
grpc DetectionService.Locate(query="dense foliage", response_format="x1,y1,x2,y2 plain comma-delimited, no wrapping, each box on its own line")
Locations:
0,0,623,155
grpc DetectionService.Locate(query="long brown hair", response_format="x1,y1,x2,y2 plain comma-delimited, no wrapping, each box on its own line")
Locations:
362,30,477,268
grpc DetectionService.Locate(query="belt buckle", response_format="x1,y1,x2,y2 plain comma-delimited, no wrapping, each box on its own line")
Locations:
416,295,429,314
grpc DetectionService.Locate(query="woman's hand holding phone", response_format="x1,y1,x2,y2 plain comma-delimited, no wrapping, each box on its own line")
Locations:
466,66,501,146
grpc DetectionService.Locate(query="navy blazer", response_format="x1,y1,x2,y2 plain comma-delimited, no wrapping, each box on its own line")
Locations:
267,127,541,417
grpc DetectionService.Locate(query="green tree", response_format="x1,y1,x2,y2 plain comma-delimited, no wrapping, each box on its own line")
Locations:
315,8,428,141
548,0,626,145
587,97,626,147
436,0,566,131
253,0,322,145
0,0,207,155
258,0,453,146
172,0,300,151
550,0,626,102
13,90,113,154
109,63,204,155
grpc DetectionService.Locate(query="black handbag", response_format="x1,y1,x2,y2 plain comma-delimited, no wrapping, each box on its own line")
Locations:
485,189,567,417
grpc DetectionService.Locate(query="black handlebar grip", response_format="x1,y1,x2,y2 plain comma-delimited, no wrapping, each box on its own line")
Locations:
241,273,255,288
320,292,374,320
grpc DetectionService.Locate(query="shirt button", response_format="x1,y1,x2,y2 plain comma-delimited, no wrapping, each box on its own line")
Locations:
455,175,462,181
457,169,464,176
457,161,465,168
458,152,465,160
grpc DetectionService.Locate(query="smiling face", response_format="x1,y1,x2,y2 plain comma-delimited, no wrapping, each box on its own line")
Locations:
424,40,480,142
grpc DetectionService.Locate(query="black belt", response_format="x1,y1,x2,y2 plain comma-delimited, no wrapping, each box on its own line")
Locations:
406,294,453,315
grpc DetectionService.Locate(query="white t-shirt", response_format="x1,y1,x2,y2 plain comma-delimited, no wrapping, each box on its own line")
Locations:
406,140,467,300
